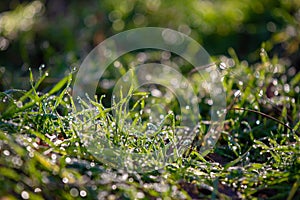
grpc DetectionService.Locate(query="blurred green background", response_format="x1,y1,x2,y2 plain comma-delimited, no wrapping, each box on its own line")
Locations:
0,0,299,91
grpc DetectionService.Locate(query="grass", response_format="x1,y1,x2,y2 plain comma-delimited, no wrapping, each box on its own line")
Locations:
0,48,299,199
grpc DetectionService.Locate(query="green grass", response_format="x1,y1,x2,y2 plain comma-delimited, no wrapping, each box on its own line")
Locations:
0,48,299,199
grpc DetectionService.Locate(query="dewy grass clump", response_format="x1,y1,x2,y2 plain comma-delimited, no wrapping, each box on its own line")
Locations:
0,49,299,199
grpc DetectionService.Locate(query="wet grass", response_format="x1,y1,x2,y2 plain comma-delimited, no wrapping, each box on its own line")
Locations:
0,49,299,199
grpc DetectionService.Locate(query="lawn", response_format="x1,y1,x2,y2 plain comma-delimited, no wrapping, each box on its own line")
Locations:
0,0,299,199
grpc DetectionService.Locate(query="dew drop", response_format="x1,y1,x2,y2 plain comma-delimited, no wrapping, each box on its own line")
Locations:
62,177,69,184
234,90,241,97
65,157,71,163
34,188,42,193
284,84,290,93
258,90,263,97
151,89,162,97
12,156,23,167
70,188,79,197
38,65,44,71
219,62,227,70
51,154,57,160
21,191,29,199
80,190,87,197
137,192,145,199
16,101,23,108
295,86,300,93
3,150,10,156
139,110,143,115
207,99,213,105
255,71,260,78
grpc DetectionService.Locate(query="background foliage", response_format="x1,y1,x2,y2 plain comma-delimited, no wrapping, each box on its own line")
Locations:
0,0,299,89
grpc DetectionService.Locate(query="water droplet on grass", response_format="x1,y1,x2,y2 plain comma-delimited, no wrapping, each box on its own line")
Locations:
65,157,71,163
3,150,10,156
28,152,34,157
12,156,23,167
136,192,145,199
15,101,23,108
147,123,157,131
234,90,241,97
51,154,57,160
112,185,117,190
207,99,213,105
120,173,128,181
255,71,260,78
62,177,69,184
70,188,79,197
21,191,29,199
219,62,227,70
151,89,162,97
258,90,263,97
34,188,42,193
284,84,290,93
80,190,87,197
